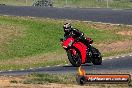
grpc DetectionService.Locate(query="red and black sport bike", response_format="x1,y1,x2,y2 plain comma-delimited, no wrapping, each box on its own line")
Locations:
60,36,102,67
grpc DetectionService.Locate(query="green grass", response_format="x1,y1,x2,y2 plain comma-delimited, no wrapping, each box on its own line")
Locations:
51,0,132,9
54,0,107,8
0,0,34,6
0,16,63,60
24,73,63,84
0,16,125,60
0,0,132,9
0,16,132,70
23,73,76,84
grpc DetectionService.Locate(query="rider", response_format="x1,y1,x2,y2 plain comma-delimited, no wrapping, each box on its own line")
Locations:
63,23,92,47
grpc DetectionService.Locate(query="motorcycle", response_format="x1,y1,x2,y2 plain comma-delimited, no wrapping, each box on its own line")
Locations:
60,35,102,67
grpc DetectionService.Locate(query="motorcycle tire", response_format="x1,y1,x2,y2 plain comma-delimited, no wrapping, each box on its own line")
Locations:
91,47,102,65
67,50,81,67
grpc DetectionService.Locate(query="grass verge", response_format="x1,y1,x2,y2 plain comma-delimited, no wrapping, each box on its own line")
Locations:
0,16,132,70
0,0,34,6
1,0,132,9
18,73,131,88
23,73,76,84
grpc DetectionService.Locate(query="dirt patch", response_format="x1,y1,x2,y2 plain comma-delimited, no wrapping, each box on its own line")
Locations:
0,24,25,55
0,24,25,62
74,20,132,31
117,31,132,36
0,83,129,88
0,25,23,44
0,83,90,88
95,40,132,53
0,76,25,87
87,23,120,30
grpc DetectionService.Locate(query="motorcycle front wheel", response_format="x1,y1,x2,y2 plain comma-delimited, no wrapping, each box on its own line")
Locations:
67,50,82,67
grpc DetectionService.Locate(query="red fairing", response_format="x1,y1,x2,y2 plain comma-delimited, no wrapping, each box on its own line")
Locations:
62,36,87,64
63,37,74,48
73,42,87,64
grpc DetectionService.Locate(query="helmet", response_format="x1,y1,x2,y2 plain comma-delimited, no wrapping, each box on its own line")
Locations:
63,23,72,32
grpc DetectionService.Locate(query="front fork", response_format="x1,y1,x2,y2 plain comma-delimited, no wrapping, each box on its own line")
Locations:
69,49,77,56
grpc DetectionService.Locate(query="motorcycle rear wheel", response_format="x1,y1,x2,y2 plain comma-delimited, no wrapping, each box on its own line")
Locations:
91,47,102,65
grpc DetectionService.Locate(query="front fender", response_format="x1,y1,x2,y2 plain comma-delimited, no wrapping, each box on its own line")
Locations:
73,42,87,64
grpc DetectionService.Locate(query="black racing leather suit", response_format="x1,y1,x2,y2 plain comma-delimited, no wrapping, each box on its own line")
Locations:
64,28,90,47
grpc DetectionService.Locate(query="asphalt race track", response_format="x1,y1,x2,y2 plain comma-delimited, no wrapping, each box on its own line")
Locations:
0,54,132,75
0,5,132,25
0,6,132,75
